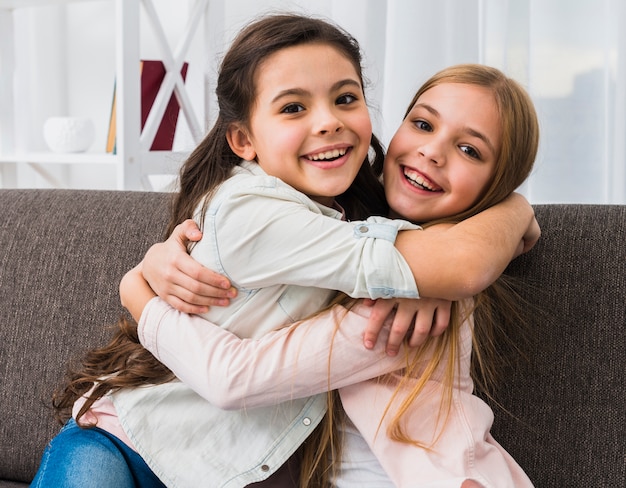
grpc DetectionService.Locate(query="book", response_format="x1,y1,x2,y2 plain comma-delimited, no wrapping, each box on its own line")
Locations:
106,60,189,153
105,81,117,153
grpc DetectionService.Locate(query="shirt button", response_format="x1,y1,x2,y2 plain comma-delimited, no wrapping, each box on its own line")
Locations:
358,225,369,233
261,465,270,472
302,417,311,426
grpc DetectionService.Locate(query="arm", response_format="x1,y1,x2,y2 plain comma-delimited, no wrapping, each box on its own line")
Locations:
139,193,536,352
395,192,539,300
144,192,537,307
121,265,405,409
119,263,157,320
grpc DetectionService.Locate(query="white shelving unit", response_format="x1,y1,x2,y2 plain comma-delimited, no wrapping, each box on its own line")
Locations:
0,0,208,190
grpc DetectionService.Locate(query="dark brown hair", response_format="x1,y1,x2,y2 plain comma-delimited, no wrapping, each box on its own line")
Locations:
53,13,389,487
168,13,388,234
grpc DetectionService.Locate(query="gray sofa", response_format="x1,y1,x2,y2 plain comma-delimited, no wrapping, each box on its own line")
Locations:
0,189,624,487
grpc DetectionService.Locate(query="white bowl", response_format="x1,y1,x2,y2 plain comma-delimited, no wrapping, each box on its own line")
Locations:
43,116,95,153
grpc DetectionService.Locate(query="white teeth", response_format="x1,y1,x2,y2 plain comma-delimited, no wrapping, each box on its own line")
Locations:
310,148,346,161
403,168,436,191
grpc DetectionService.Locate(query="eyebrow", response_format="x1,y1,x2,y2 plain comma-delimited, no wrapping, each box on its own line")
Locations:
414,102,497,156
271,78,362,104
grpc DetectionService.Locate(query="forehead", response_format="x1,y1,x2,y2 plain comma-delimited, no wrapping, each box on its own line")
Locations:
417,83,501,147
416,83,498,115
254,42,361,91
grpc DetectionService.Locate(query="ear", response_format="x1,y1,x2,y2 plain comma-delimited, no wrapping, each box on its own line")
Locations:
226,123,256,161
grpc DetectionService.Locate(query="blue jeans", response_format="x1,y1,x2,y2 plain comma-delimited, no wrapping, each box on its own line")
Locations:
31,419,166,488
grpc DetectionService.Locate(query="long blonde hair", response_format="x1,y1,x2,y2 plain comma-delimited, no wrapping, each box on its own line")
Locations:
322,64,540,459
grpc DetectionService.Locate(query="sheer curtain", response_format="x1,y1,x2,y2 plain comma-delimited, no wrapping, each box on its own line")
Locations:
482,0,626,203
374,0,626,204
228,0,626,203
8,0,625,201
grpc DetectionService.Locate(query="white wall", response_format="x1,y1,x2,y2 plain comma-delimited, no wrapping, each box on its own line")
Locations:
6,0,626,202
9,0,394,189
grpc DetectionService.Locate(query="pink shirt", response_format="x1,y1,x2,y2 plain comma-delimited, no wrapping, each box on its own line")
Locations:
73,393,135,450
74,298,534,486
132,298,534,487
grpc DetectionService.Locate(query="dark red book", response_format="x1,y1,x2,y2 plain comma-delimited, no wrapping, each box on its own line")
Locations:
107,60,189,153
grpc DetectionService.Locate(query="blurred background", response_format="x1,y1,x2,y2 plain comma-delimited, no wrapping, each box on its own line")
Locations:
1,0,624,203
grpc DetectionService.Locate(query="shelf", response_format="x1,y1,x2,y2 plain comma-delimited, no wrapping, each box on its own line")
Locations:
0,0,100,9
0,152,118,165
0,0,207,190
0,150,189,167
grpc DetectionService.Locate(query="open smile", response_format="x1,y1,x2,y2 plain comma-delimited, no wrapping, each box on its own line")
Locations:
402,166,442,192
308,147,348,161
304,146,352,168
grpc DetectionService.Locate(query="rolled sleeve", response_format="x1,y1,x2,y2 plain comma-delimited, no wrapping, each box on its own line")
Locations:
197,171,421,300
352,216,418,241
349,216,422,299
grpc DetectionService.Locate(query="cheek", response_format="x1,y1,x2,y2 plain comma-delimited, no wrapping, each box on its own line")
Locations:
382,162,403,197
349,111,372,143
454,168,491,206
382,161,392,182
265,127,300,154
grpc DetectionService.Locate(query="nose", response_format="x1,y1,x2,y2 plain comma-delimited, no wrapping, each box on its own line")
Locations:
314,106,344,135
418,136,445,166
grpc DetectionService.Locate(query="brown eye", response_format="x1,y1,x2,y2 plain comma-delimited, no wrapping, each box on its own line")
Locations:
460,145,480,160
414,120,433,132
336,93,358,105
281,103,304,114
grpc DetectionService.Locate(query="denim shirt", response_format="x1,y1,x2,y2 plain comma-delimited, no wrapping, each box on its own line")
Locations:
113,161,420,487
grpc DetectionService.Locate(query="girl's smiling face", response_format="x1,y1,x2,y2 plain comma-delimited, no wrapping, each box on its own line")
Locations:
228,42,372,207
383,83,502,223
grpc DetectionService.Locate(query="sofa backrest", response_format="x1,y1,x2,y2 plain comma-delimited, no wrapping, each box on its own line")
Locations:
0,190,624,486
492,204,626,486
0,189,171,484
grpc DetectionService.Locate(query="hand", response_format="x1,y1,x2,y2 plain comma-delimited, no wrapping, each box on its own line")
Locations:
518,214,541,256
142,219,237,314
362,297,452,356
119,263,157,321
506,192,541,258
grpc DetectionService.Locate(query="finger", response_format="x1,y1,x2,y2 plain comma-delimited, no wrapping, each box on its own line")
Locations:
162,287,234,313
523,218,541,253
407,311,436,348
188,266,234,292
169,278,236,305
173,219,202,243
163,295,210,315
188,276,236,298
362,299,396,349
171,252,233,291
429,304,451,337
385,306,416,356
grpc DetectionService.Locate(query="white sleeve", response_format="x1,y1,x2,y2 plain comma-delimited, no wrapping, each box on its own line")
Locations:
138,297,406,410
194,177,420,299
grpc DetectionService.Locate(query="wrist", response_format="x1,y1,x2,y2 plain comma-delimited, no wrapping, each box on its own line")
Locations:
120,264,157,321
